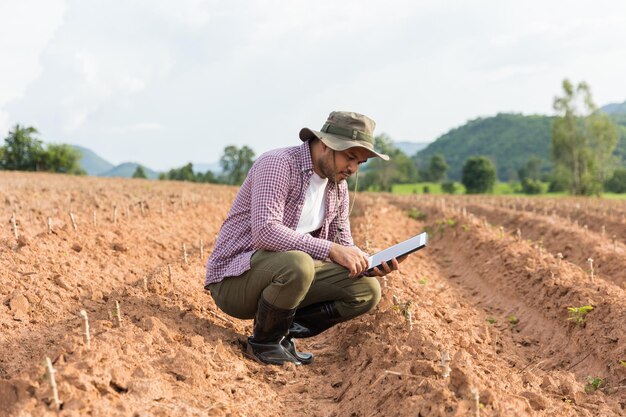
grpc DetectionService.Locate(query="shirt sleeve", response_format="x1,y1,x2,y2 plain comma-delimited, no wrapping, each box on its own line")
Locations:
328,182,355,246
249,154,333,259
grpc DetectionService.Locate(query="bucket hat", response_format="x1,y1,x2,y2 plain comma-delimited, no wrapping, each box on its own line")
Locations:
299,111,389,161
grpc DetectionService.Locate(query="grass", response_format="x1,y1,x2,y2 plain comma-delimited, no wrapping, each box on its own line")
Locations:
392,181,537,195
391,181,626,198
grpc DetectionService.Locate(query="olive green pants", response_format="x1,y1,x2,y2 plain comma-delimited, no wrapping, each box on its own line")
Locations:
207,250,381,320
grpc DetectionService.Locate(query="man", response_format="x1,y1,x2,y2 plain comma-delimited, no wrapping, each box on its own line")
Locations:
205,111,404,365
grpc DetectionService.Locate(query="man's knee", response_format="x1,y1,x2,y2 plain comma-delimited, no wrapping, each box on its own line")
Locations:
274,250,315,295
337,276,381,319
360,276,382,313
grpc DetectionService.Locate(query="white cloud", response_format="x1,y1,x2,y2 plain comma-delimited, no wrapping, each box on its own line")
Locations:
108,123,163,134
0,111,10,137
1,0,626,170
0,0,66,105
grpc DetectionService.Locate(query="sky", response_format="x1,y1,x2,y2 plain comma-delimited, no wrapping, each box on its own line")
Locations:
1,0,626,171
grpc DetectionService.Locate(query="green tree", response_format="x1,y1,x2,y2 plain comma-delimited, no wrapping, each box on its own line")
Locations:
220,145,255,185
552,79,618,195
197,170,217,183
166,162,195,181
38,143,84,174
517,156,542,181
132,165,148,179
1,124,45,171
461,156,496,193
441,180,458,194
428,154,448,182
360,134,417,191
605,168,626,193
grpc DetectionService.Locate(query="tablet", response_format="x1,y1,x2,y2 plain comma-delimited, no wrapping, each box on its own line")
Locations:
366,232,428,272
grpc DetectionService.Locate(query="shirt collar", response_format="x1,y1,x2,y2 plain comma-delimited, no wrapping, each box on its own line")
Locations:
298,140,314,174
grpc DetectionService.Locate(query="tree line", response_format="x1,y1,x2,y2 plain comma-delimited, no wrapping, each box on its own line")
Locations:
4,79,625,196
0,125,84,174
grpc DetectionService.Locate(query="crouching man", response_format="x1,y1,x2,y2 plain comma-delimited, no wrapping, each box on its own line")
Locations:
205,111,403,365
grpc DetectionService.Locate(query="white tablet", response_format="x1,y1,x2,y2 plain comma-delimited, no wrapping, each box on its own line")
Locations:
367,232,428,272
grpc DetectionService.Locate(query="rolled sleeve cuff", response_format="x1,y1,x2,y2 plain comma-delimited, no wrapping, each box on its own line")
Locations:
307,237,333,260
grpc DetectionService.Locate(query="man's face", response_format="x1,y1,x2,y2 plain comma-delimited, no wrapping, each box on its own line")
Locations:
318,146,370,182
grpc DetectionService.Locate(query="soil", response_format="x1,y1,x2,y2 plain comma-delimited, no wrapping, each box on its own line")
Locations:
1,172,625,416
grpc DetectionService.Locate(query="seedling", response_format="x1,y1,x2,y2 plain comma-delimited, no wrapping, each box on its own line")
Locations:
392,295,413,331
584,376,603,393
113,301,123,327
556,252,563,267
45,357,61,409
507,315,519,326
486,317,496,325
418,278,428,285
69,212,78,231
438,350,451,378
499,226,504,239
515,228,521,241
79,310,90,350
11,212,18,239
587,258,594,281
407,208,427,221
567,305,593,326
470,387,480,417
619,360,626,368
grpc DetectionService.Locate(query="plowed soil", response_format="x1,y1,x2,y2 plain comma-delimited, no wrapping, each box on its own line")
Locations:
1,172,625,417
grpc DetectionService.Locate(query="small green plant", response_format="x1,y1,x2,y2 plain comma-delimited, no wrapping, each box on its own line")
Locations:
418,278,428,285
584,376,603,393
567,305,593,325
507,315,519,325
486,317,496,325
619,360,626,368
407,208,427,221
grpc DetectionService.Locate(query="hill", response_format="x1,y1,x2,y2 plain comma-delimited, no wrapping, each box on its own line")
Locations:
71,145,114,175
394,141,429,157
193,161,222,174
416,113,553,181
99,162,160,179
601,100,626,115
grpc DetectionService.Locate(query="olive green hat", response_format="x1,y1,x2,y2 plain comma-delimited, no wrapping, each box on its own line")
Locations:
299,111,390,161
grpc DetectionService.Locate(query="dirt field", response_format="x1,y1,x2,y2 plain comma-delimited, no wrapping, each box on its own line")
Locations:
1,172,625,416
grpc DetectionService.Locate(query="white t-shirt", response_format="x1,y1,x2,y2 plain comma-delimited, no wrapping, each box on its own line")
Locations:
296,172,328,234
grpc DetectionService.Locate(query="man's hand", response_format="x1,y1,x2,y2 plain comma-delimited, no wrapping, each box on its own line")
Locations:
364,255,408,277
329,243,370,278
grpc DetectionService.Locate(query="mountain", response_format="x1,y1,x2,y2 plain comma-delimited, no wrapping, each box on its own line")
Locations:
601,100,626,115
394,141,430,157
72,145,114,175
416,113,554,181
99,162,160,179
193,161,222,174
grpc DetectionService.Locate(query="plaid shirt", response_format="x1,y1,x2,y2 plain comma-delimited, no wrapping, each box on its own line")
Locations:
205,141,354,286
